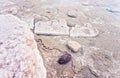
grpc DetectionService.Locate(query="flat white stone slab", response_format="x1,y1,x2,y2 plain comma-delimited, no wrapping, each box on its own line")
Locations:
70,23,99,37
34,19,69,36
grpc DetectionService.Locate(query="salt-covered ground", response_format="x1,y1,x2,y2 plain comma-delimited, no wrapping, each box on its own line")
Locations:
0,0,120,78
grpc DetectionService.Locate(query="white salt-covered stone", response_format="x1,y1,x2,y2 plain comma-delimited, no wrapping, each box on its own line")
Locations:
35,19,69,35
70,23,99,37
0,14,46,78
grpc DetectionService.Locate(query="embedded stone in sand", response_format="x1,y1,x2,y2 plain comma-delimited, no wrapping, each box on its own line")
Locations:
67,40,82,52
58,53,71,64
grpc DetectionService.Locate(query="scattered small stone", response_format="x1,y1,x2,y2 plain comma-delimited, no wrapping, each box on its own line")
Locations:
58,53,71,64
106,7,120,13
67,19,76,27
67,40,82,52
67,10,77,18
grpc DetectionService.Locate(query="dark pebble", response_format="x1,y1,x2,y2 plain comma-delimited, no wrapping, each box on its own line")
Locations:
67,15,76,18
58,53,71,64
0,42,3,45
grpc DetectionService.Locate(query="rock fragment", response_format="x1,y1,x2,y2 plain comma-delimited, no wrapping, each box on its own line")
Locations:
67,40,82,52
67,9,77,18
67,20,76,27
106,7,120,13
66,18,80,27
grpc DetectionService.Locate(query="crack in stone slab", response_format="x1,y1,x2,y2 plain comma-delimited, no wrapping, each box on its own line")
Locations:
33,18,35,33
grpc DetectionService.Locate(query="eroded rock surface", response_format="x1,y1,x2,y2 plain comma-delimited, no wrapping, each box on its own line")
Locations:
0,14,46,78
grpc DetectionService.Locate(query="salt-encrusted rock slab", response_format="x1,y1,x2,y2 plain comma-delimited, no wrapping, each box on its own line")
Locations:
35,19,69,35
0,1,19,14
70,23,99,37
0,14,46,78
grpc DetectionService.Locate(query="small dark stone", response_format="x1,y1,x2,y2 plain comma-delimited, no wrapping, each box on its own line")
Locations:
67,15,76,18
58,53,71,64
0,42,3,45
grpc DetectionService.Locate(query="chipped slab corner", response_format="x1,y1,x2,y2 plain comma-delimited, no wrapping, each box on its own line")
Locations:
0,14,46,78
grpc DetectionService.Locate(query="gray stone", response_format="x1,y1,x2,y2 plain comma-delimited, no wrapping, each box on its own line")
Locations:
66,18,80,27
67,20,76,27
0,14,46,78
67,9,77,18
34,19,69,35
106,7,120,13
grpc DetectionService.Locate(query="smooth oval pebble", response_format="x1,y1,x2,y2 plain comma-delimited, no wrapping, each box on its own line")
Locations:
58,53,71,64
